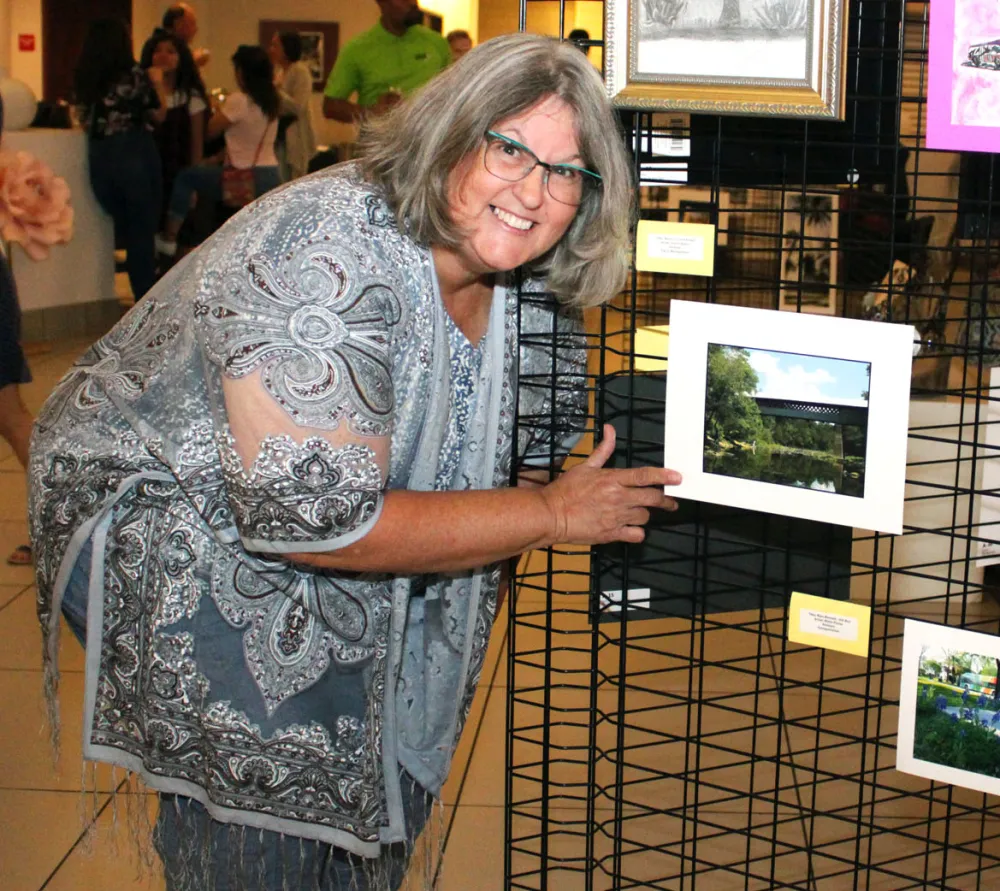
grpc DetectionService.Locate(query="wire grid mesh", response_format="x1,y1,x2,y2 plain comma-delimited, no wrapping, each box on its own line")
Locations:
506,0,1000,888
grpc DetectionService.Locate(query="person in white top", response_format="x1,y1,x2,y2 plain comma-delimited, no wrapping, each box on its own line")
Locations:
269,30,317,181
157,45,281,255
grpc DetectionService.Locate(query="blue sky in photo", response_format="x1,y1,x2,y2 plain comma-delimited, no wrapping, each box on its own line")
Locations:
738,347,871,406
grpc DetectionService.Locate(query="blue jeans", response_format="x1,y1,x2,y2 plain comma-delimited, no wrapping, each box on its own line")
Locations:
168,164,281,223
88,130,162,299
60,542,432,891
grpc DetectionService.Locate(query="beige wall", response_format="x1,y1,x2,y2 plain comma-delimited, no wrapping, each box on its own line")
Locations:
428,0,477,39
7,0,477,145
202,0,477,145
7,0,165,99
478,0,602,68
8,0,43,97
0,0,11,72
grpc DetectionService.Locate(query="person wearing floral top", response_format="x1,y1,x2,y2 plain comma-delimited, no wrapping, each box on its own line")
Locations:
74,18,169,299
32,34,681,891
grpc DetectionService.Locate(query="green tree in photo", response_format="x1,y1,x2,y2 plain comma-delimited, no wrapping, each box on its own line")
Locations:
922,658,943,680
768,416,836,452
842,424,866,459
705,346,767,446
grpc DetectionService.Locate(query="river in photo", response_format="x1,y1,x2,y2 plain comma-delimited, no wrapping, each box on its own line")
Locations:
704,448,865,498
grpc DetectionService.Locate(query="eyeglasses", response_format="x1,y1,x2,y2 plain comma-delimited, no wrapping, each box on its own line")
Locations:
483,130,602,207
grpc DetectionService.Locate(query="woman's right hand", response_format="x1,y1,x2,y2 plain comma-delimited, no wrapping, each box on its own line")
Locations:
539,424,682,546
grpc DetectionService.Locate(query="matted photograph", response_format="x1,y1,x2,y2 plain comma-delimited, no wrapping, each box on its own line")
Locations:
663,301,914,534
704,345,869,497
927,0,1000,152
779,192,839,314
898,619,1000,795
605,0,847,118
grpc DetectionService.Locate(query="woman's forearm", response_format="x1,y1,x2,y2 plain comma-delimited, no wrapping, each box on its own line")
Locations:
289,486,557,575
286,427,681,576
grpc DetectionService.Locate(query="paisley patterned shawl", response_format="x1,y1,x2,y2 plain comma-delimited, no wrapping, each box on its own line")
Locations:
27,162,587,859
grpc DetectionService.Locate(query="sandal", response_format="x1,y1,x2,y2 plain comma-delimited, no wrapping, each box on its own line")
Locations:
6,545,31,566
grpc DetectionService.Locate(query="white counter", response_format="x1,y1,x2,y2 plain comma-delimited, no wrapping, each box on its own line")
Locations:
4,128,115,312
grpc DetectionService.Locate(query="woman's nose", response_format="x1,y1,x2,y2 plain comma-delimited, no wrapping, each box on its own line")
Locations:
514,165,547,208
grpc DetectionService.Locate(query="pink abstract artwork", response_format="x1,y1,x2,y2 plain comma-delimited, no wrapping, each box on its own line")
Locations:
927,0,1000,151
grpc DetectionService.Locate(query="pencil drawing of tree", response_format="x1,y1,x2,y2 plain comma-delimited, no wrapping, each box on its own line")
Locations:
719,0,742,28
755,0,808,32
641,0,688,28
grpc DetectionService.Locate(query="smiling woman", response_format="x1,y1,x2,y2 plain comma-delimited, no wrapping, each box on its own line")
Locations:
29,32,676,891
361,33,634,309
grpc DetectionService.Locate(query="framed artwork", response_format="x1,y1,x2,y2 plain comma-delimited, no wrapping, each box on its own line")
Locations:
779,191,838,315
258,20,339,91
927,0,1000,151
897,620,1000,796
663,300,914,534
667,186,731,245
605,0,847,118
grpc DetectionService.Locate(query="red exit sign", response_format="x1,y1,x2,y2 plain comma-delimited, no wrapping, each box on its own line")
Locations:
18,34,36,52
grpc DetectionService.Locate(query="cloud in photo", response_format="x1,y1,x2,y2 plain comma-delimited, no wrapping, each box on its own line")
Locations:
746,349,870,405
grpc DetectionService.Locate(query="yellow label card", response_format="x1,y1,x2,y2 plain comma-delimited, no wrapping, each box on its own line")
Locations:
633,324,669,372
635,220,716,276
787,592,871,658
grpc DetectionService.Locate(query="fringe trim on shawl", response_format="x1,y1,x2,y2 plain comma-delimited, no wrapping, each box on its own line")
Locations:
42,603,62,759
68,766,160,884
47,597,446,891
67,764,447,890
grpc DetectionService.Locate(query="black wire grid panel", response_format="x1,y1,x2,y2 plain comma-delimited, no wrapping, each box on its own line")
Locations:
506,0,1000,888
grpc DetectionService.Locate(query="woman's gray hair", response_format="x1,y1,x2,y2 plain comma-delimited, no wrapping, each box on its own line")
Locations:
360,33,633,308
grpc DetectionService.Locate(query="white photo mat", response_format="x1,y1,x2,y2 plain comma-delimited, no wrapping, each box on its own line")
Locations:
897,619,1000,796
663,301,914,534
975,366,1000,567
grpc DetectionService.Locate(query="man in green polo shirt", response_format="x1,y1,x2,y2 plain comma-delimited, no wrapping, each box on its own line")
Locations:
323,0,451,124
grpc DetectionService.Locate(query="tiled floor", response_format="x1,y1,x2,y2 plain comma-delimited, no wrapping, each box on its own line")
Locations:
7,337,1000,890
0,339,510,890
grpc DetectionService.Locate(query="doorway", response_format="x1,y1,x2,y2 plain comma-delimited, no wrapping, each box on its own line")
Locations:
42,0,132,103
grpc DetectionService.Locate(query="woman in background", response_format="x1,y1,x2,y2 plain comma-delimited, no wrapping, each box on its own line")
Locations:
269,30,316,181
140,29,207,227
157,45,281,255
74,17,168,300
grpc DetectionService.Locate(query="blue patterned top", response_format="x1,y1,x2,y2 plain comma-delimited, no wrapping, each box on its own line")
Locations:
28,162,587,865
435,314,485,491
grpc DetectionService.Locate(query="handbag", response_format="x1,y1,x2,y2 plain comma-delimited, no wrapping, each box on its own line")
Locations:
221,126,269,209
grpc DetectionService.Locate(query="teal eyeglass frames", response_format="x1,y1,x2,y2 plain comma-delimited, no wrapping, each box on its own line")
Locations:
483,130,602,206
